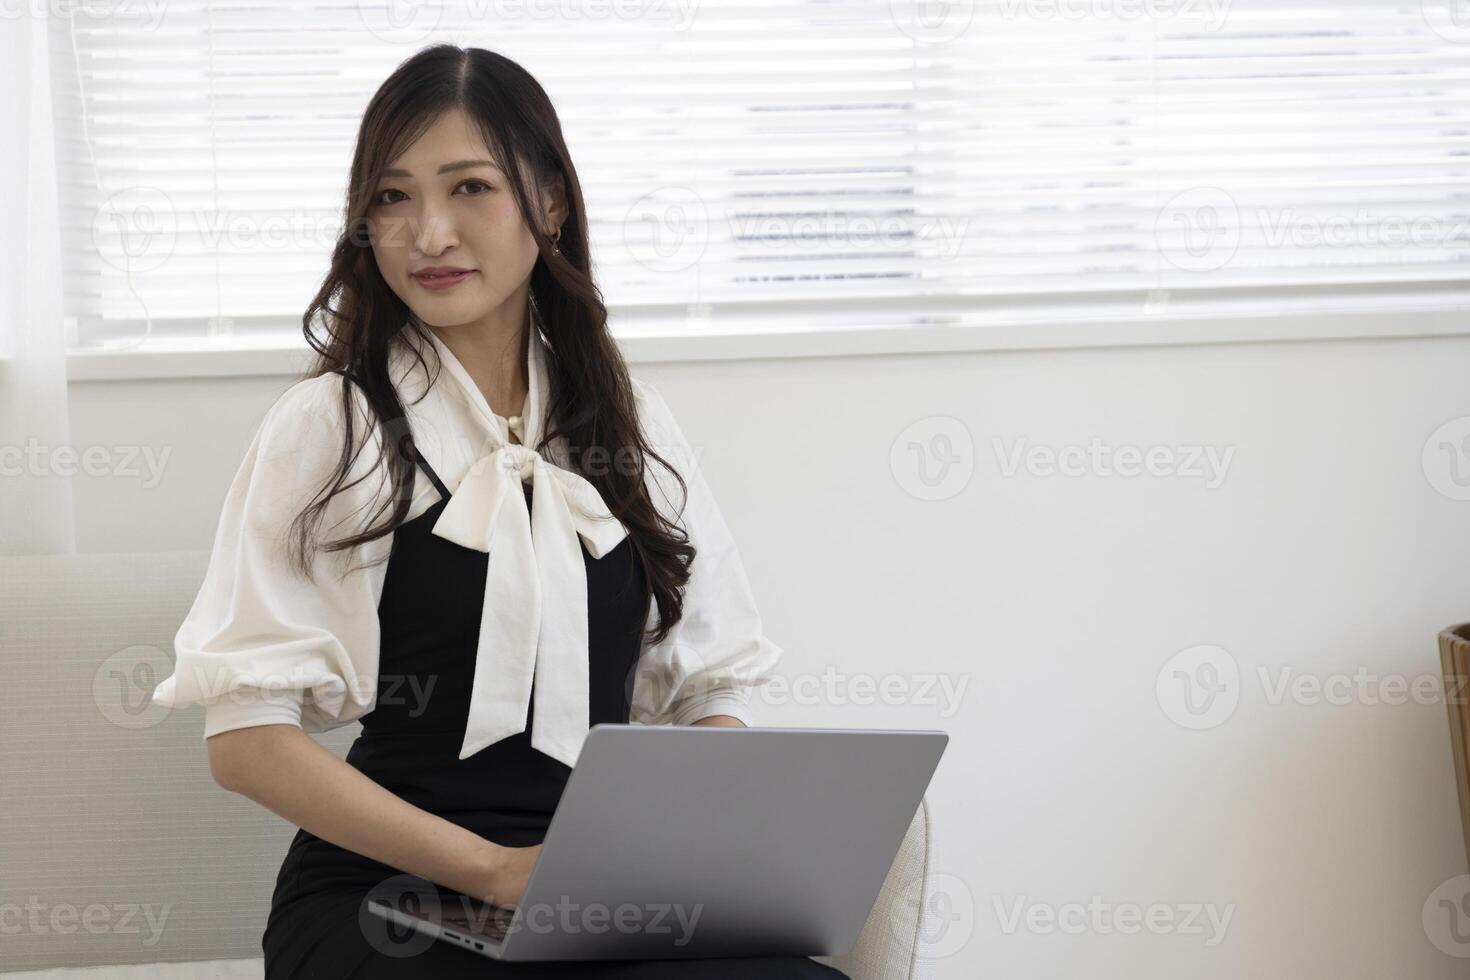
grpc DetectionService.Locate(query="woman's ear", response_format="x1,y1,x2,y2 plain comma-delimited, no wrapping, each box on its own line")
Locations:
540,174,569,238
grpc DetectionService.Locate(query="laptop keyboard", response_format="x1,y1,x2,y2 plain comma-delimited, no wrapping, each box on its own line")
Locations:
439,900,515,942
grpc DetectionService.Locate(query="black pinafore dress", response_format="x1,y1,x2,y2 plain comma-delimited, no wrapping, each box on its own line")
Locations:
260,443,850,980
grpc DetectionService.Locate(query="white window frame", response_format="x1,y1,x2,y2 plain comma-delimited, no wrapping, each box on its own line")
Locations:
63,282,1470,382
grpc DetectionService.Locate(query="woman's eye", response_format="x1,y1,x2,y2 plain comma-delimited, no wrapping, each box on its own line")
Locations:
370,181,488,208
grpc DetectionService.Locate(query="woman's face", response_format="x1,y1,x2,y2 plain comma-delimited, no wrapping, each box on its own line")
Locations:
366,107,564,329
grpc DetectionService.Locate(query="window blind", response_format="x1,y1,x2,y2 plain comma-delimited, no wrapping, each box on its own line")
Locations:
47,0,1470,350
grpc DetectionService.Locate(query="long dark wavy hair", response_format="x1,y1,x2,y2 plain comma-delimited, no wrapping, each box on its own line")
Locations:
288,44,692,646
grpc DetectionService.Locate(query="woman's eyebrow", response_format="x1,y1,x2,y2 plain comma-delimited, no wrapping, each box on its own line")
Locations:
380,159,502,179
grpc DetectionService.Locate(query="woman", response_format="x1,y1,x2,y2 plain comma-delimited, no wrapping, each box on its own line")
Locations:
151,44,851,980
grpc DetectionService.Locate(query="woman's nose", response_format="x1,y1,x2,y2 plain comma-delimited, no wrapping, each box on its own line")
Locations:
413,208,458,255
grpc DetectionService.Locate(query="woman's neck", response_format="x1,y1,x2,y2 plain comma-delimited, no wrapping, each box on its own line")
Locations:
425,310,530,422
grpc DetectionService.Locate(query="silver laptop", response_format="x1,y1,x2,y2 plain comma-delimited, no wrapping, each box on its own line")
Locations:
366,724,947,962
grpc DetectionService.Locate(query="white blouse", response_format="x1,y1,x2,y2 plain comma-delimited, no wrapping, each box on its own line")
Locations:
150,323,782,767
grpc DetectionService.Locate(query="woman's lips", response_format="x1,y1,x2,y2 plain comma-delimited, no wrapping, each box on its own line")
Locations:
413,270,475,291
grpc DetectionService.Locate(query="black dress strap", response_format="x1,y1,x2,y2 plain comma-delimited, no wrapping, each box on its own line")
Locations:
410,445,450,501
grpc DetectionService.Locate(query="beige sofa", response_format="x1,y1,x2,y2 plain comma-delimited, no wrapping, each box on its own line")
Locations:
0,551,935,980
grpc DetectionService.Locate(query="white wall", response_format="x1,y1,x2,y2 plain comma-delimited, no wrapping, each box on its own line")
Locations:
68,332,1470,979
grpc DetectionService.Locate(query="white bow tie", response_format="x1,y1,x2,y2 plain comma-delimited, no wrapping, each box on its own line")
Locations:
428,441,628,768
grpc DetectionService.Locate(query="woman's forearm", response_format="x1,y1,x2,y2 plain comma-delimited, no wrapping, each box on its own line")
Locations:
206,723,505,901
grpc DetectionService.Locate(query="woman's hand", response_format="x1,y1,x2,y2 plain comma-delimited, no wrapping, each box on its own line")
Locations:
479,842,542,910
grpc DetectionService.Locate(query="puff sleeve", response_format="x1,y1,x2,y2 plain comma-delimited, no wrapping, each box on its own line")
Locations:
627,378,783,727
150,374,394,739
